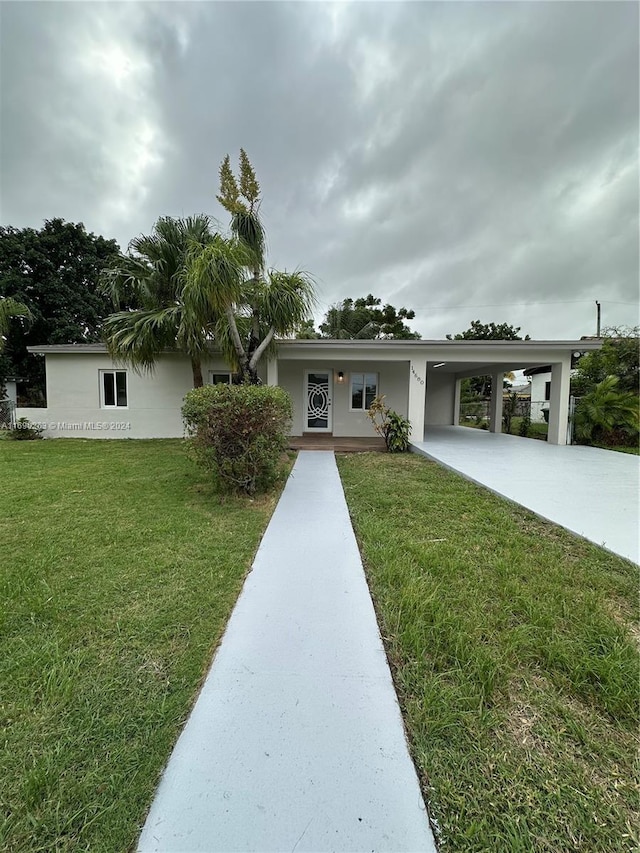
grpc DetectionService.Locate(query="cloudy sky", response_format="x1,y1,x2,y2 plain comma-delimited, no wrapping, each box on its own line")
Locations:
1,1,638,340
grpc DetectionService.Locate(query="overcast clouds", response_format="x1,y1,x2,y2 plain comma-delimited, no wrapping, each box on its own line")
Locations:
1,1,638,339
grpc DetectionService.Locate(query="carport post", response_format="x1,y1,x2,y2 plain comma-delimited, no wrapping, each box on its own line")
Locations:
489,373,503,433
548,359,571,445
266,357,278,387
408,358,426,441
453,378,461,426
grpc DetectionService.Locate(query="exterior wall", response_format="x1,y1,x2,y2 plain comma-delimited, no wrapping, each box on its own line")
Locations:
277,360,408,437
529,372,550,423
425,371,456,426
17,353,236,439
4,381,17,405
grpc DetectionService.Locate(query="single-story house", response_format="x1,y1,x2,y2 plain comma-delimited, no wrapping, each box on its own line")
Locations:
17,338,601,445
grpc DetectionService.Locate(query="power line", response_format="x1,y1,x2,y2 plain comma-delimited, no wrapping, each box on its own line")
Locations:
423,300,639,310
315,298,639,311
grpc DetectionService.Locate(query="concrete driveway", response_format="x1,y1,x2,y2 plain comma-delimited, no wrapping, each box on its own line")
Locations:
412,427,639,564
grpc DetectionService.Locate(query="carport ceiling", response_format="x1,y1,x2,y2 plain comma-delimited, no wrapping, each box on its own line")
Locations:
427,361,552,376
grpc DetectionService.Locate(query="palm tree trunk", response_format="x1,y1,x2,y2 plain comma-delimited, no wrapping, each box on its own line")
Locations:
191,359,203,388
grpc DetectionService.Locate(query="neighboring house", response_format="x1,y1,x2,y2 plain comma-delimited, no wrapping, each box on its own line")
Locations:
0,376,21,428
524,366,553,423
18,338,601,446
2,378,18,406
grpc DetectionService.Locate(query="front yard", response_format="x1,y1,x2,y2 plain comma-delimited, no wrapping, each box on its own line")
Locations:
0,439,280,852
2,440,638,852
338,453,639,852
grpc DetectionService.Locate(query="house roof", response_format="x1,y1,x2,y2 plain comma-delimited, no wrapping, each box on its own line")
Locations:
27,339,602,355
26,339,601,378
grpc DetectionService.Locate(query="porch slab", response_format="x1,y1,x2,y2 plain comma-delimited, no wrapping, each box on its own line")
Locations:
288,435,387,452
412,426,639,564
137,451,435,852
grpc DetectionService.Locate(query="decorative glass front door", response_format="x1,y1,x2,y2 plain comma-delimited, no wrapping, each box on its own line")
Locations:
305,371,332,431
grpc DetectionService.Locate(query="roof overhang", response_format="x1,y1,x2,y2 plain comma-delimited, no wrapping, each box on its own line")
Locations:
26,339,601,374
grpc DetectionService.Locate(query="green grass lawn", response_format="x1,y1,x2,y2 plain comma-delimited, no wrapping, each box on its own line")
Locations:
460,418,549,441
0,439,283,852
338,453,639,853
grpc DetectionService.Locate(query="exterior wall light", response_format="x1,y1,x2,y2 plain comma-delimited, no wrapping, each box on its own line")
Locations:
337,371,345,383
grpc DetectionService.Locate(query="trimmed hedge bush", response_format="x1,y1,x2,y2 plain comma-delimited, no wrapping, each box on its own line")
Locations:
182,383,293,494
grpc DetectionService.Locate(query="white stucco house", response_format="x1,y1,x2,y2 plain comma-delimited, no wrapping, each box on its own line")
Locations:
16,338,601,446
523,366,553,423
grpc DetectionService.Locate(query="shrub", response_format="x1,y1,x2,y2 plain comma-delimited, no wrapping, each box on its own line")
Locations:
519,409,531,437
6,417,43,441
182,383,292,494
367,395,412,452
502,392,518,434
574,376,639,446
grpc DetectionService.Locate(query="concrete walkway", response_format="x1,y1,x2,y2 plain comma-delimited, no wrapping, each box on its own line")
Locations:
412,427,639,564
138,452,436,852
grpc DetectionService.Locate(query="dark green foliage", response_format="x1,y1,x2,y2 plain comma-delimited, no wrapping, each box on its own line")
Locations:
102,216,217,388
318,294,420,340
367,395,412,452
574,376,639,446
6,417,43,440
446,319,530,341
572,327,639,396
0,219,120,403
182,384,292,494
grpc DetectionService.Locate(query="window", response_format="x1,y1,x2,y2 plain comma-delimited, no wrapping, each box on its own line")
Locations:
350,372,378,411
101,370,128,408
544,381,551,402
209,372,232,385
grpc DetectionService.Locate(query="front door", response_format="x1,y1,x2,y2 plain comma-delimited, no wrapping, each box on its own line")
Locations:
305,370,333,432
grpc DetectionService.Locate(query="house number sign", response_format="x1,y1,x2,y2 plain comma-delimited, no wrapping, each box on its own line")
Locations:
411,365,425,385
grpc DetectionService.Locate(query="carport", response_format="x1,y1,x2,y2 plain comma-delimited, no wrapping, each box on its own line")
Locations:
417,339,601,445
412,426,639,564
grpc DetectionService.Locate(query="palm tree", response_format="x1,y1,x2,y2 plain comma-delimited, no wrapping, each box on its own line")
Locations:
0,297,31,353
204,150,315,383
187,245,315,383
103,154,316,387
574,375,639,445
101,215,217,387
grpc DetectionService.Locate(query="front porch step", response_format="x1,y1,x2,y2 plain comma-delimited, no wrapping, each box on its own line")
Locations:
288,435,386,453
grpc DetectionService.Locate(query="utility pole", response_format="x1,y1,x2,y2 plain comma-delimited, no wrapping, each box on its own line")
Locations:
595,300,601,337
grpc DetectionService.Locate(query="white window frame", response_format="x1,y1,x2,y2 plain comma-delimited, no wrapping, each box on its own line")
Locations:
208,371,232,385
100,370,128,409
349,372,379,412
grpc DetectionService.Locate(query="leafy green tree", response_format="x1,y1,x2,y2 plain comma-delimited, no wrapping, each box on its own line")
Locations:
0,219,120,403
318,295,420,339
446,320,530,342
447,320,529,398
102,215,217,387
574,375,639,446
572,327,639,396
